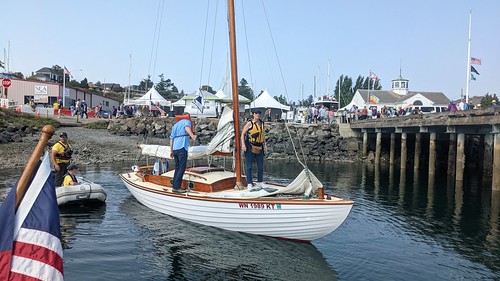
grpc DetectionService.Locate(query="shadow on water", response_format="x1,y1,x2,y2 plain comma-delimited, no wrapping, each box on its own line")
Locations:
59,205,106,250
119,196,338,281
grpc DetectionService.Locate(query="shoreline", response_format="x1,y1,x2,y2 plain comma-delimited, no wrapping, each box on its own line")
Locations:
0,126,166,169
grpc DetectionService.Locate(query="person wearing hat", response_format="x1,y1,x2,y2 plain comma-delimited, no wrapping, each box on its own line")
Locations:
50,132,73,187
63,164,79,186
241,109,267,190
491,100,499,108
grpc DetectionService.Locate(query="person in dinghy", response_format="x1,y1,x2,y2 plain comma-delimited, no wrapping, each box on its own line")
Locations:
241,109,268,190
63,164,79,186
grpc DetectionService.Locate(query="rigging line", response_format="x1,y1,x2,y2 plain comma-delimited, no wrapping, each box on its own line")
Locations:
152,0,166,84
206,0,219,88
259,0,307,169
198,0,211,89
240,0,255,90
148,0,163,83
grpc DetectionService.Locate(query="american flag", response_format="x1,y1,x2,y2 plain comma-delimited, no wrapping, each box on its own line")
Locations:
470,57,482,65
0,153,64,280
369,70,378,80
63,66,72,78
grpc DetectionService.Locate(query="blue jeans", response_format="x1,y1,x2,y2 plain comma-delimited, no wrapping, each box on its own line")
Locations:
245,147,263,185
172,148,188,189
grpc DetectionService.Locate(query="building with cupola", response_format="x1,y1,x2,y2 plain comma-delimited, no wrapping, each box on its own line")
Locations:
342,73,450,114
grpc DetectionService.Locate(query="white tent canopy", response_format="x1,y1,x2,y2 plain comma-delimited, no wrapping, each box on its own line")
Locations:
249,90,290,111
133,88,171,106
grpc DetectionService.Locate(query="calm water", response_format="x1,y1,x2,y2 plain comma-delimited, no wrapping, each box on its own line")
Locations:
0,161,499,280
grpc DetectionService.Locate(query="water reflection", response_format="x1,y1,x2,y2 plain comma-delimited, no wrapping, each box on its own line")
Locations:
120,197,338,281
60,205,106,249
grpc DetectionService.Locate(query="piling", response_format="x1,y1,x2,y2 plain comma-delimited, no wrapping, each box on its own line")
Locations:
456,133,465,181
493,133,500,191
400,133,407,169
448,133,457,175
375,131,381,165
429,133,437,175
390,133,395,165
414,133,421,170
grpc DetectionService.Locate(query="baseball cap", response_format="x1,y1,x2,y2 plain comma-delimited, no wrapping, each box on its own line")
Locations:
67,164,78,170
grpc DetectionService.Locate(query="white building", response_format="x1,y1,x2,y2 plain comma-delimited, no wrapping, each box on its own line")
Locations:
343,75,450,112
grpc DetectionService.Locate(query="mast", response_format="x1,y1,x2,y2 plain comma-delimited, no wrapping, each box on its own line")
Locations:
465,10,472,104
228,0,243,187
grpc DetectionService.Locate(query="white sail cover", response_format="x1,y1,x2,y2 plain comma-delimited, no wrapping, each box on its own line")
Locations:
139,108,235,159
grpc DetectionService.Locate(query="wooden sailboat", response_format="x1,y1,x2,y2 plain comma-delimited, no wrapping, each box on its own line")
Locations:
119,0,353,242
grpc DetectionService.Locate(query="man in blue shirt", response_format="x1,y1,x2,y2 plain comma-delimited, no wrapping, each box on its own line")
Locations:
169,113,197,193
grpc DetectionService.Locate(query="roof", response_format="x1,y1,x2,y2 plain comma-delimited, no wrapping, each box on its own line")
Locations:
214,89,251,104
358,90,402,103
358,90,449,105
182,90,221,101
249,90,290,111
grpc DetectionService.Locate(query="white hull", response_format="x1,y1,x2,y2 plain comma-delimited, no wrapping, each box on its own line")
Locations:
119,171,352,242
56,178,107,206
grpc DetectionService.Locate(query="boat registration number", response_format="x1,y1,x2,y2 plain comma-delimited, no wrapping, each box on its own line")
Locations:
238,203,282,209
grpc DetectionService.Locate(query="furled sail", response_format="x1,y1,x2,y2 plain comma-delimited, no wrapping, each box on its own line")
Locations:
139,107,235,159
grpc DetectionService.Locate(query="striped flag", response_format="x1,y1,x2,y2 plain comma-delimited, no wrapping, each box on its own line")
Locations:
369,70,378,80
0,153,64,280
470,57,482,65
193,90,204,113
369,93,380,104
63,66,72,78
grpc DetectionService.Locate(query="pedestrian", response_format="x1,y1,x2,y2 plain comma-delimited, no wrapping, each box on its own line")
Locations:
80,100,88,118
63,164,79,186
169,113,197,193
492,100,499,108
50,132,73,187
241,109,267,190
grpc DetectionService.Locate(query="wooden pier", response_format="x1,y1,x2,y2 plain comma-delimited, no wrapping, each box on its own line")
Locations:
349,108,500,191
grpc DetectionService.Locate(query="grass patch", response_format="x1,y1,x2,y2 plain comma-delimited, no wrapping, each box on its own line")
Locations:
0,108,60,129
83,120,109,129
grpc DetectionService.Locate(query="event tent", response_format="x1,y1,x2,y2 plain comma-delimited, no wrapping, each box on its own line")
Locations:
134,88,171,106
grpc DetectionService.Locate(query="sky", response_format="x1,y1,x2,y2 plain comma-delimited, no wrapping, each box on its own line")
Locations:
3,0,499,103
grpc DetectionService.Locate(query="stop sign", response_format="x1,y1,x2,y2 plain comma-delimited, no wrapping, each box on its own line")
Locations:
2,78,11,88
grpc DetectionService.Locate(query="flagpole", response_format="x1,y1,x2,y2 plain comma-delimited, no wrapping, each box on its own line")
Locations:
465,10,472,104
15,125,55,208
62,69,66,108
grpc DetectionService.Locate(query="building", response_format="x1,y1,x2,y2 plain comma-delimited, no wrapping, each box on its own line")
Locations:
1,78,120,111
343,75,450,113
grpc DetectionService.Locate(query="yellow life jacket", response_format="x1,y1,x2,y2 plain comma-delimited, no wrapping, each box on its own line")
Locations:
248,119,265,145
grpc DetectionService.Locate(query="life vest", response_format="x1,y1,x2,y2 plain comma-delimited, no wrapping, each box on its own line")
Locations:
247,119,265,145
175,114,194,129
63,173,78,186
55,141,73,161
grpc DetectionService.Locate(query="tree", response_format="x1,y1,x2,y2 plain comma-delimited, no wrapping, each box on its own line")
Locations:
298,95,314,107
80,78,89,89
154,74,178,99
274,94,288,105
139,75,153,92
238,78,254,100
334,75,354,108
481,93,499,107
